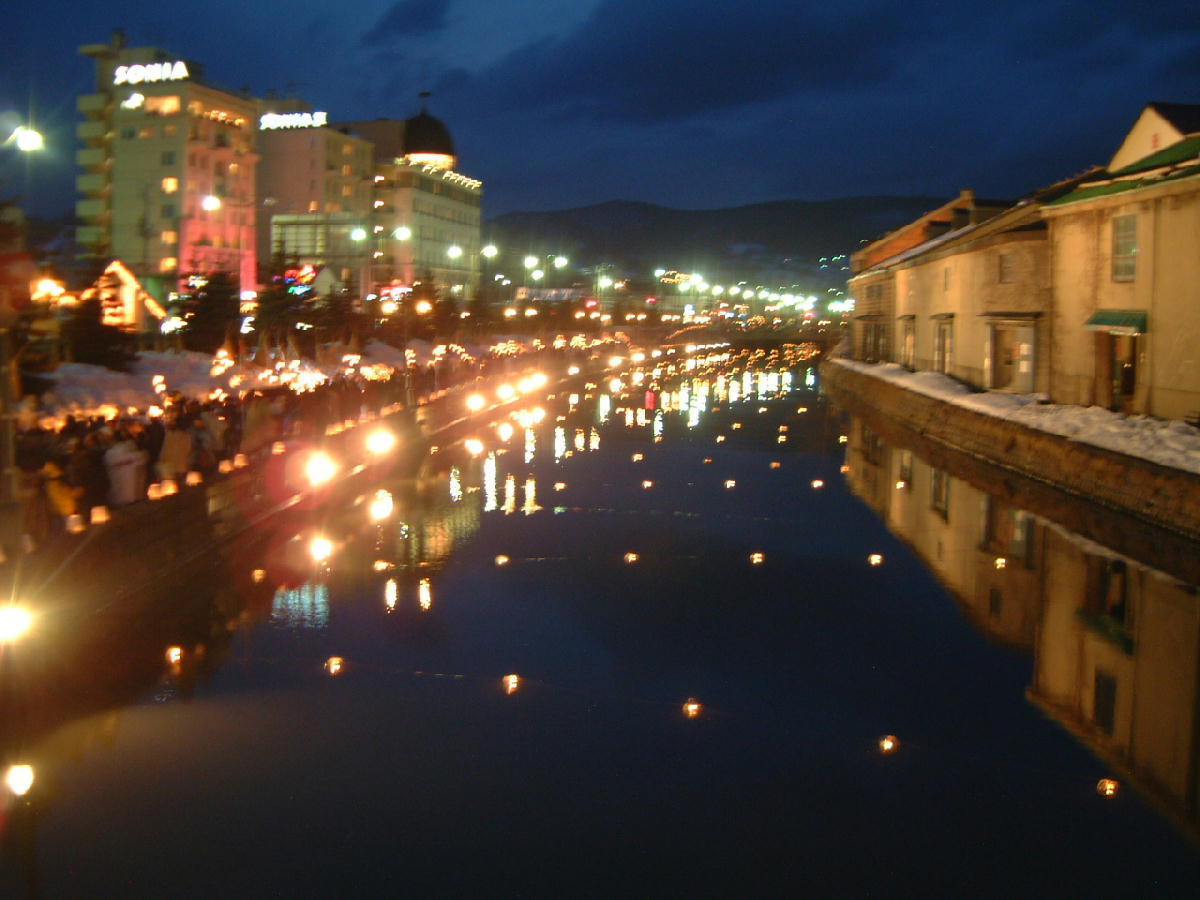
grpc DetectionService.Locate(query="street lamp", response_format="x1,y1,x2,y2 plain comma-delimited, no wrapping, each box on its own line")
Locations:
8,126,44,153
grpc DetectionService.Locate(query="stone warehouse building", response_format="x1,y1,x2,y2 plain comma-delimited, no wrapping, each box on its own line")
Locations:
845,102,1200,421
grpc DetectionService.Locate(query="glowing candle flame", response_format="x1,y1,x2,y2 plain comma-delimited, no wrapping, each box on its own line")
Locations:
0,607,33,642
366,428,396,455
4,765,34,797
325,656,345,675
631,453,644,462
495,555,510,567
994,557,1007,570
770,462,781,470
554,482,566,491
624,552,640,564
879,734,899,753
504,673,520,694
683,698,702,719
305,452,338,487
750,552,765,565
369,489,394,521
868,554,883,566
724,480,736,489
1096,778,1119,798
310,536,334,562
642,480,653,489
811,479,825,489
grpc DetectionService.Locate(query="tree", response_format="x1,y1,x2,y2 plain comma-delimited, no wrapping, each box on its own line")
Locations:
180,271,239,354
61,297,137,372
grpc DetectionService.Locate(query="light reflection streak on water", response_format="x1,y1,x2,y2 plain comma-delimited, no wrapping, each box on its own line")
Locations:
554,426,567,462
271,583,330,630
653,411,664,441
742,370,753,399
680,384,691,411
729,380,740,403
782,371,793,391
624,408,634,428
385,578,397,611
503,474,517,515
597,394,611,423
523,478,541,515
806,368,816,388
525,427,536,464
418,578,432,611
449,466,463,502
483,453,498,511
574,428,586,452
589,428,600,451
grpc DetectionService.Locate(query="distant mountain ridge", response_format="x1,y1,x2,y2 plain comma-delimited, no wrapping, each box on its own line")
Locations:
487,196,946,284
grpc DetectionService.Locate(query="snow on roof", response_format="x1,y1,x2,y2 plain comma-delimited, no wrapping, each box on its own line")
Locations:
832,358,1200,476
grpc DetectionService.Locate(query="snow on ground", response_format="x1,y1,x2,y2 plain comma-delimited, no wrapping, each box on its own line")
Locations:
31,336,528,425
832,358,1200,476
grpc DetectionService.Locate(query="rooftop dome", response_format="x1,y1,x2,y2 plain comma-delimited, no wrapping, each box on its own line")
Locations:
402,109,456,159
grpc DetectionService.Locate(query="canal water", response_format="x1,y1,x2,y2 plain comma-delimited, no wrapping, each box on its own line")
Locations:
2,347,1198,896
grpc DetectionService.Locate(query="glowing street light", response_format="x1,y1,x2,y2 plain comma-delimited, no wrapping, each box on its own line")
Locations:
201,194,222,212
482,244,498,258
393,226,412,240
350,226,368,241
524,255,539,269
447,244,463,259
553,255,568,269
10,126,44,152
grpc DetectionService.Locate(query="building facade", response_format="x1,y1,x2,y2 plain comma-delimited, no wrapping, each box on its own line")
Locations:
843,103,1200,420
1043,103,1200,419
256,100,375,291
76,36,485,317
77,32,259,301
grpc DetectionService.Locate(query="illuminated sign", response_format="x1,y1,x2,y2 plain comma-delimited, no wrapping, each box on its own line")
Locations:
113,61,190,85
260,111,328,130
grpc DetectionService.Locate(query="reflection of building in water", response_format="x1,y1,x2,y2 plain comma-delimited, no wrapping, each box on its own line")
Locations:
395,465,483,568
844,414,1200,839
271,583,330,630
846,418,1042,648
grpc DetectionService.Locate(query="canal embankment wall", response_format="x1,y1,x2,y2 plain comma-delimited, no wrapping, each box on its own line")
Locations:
822,359,1200,581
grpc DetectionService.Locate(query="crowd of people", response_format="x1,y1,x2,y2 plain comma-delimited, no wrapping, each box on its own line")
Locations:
11,339,601,548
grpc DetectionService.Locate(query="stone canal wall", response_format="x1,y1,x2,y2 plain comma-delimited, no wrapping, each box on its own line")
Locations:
822,359,1200,546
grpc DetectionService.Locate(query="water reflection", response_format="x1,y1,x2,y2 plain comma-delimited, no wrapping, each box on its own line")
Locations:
842,410,1200,839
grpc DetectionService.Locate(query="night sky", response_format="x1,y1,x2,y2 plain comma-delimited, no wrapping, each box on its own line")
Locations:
1,0,1196,220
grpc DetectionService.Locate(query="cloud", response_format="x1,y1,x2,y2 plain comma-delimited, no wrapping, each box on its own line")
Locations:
449,0,913,124
366,0,452,42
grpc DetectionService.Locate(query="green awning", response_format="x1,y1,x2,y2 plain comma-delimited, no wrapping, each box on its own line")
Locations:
1084,309,1147,336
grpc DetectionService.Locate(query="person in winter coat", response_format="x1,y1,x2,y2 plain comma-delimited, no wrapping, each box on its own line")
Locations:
105,429,148,505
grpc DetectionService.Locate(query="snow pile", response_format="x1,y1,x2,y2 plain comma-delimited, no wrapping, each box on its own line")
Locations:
833,358,1200,475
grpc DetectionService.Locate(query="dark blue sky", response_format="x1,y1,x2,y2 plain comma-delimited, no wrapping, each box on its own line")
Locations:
1,0,1196,220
